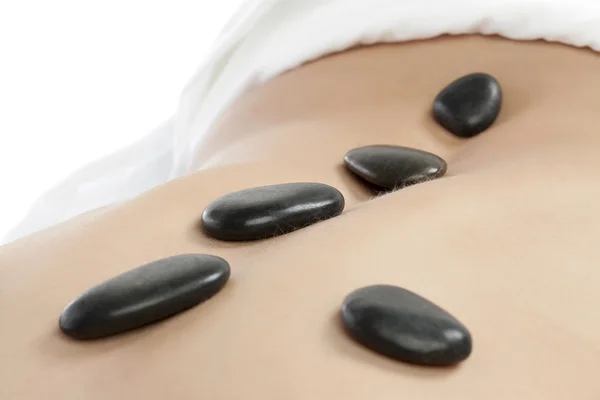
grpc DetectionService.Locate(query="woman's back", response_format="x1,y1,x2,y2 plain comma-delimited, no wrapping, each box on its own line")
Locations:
1,35,599,398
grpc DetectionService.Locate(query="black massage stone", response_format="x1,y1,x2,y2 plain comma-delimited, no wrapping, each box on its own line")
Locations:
433,72,502,138
201,182,345,241
59,254,230,340
341,285,472,366
344,145,447,190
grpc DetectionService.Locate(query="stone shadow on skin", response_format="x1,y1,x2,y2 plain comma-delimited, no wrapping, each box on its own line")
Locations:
340,164,388,198
334,164,380,200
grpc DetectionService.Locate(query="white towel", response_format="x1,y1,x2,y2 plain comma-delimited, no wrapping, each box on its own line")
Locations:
5,0,600,243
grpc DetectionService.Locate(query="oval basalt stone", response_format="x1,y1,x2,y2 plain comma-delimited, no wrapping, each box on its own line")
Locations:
201,182,345,241
344,145,447,190
433,72,502,138
341,285,472,366
59,254,230,340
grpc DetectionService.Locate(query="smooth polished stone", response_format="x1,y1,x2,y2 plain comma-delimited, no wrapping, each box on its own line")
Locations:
59,254,230,340
341,285,472,366
201,182,345,241
344,145,447,190
433,72,502,138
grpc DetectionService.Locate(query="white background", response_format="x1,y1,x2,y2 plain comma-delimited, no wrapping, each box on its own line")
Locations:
0,0,242,239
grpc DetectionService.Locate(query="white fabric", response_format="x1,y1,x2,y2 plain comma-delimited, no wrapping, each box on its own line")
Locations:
5,0,600,243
